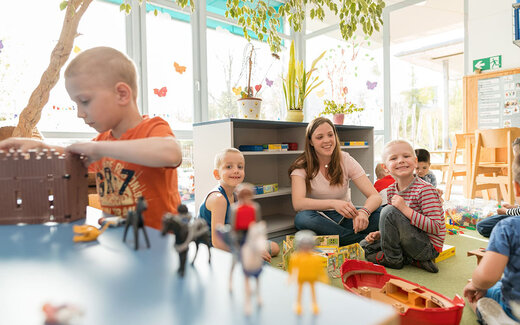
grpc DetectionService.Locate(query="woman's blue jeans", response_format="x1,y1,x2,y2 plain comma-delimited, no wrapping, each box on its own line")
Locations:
294,207,381,246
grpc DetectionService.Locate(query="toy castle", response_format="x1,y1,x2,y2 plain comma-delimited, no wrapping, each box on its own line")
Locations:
0,150,88,224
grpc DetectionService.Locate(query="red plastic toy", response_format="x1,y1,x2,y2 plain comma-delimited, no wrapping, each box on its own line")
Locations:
341,260,465,325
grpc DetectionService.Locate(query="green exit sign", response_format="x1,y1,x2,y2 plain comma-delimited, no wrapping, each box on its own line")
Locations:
473,55,502,71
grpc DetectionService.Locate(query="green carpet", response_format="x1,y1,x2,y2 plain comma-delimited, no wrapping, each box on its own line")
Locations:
271,230,489,324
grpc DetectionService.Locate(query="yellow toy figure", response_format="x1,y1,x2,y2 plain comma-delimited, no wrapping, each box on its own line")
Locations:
288,230,329,315
73,222,111,242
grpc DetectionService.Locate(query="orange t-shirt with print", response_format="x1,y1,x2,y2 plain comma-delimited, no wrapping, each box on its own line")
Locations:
89,116,181,230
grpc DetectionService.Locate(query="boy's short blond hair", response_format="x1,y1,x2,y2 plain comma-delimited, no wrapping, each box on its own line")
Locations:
214,148,243,169
375,163,387,180
65,47,138,100
382,139,416,162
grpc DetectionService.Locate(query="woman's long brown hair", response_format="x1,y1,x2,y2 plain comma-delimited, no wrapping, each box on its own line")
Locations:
288,117,343,193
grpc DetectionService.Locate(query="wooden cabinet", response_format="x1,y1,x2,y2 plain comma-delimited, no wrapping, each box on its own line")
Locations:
193,118,374,237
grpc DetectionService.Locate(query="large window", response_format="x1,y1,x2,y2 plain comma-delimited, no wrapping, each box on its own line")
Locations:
0,0,125,134
145,8,193,130
206,27,287,121
306,34,384,129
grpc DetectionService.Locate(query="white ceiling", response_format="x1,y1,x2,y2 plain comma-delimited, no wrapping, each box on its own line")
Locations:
305,0,464,76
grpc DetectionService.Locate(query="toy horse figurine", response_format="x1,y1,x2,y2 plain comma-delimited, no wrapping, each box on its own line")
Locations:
240,221,267,315
123,196,150,250
162,206,211,277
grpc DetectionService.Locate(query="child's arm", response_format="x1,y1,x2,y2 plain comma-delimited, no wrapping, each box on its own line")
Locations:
205,192,230,251
391,187,444,235
463,250,508,303
505,206,520,216
66,137,182,167
0,138,64,153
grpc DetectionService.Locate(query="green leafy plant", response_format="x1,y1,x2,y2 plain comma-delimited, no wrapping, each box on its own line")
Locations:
283,41,325,111
225,0,385,53
319,99,364,116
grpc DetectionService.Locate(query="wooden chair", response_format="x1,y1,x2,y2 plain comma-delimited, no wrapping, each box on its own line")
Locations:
429,150,451,184
445,133,474,201
469,127,520,205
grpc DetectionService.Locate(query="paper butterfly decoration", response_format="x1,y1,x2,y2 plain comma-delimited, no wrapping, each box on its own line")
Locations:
0,40,3,53
265,78,273,87
153,87,168,97
174,62,187,74
255,84,262,92
73,45,81,53
316,89,326,98
366,81,377,90
232,87,242,96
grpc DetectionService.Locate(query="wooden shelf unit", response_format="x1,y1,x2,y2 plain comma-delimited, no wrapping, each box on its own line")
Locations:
193,118,374,236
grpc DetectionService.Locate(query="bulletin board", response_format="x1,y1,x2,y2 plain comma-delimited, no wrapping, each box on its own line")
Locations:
463,67,520,132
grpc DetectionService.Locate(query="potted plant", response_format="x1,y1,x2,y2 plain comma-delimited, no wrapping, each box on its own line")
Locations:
319,99,364,125
234,43,278,119
283,40,325,122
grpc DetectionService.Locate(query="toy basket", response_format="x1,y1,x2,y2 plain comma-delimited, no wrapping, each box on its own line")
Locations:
443,199,495,228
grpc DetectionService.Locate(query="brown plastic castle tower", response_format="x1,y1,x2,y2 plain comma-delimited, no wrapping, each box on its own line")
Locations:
0,149,88,224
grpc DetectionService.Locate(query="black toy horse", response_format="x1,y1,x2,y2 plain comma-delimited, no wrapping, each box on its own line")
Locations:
162,209,211,277
123,196,150,250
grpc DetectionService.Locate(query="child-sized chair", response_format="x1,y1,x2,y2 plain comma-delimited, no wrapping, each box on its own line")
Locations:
469,127,520,205
445,133,474,201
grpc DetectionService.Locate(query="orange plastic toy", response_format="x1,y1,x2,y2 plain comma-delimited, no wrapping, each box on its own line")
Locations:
288,230,329,315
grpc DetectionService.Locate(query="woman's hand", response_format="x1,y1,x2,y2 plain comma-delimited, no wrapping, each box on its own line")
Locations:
353,211,369,233
331,200,358,219
497,207,507,215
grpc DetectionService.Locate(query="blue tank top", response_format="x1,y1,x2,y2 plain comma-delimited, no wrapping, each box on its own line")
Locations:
198,185,233,245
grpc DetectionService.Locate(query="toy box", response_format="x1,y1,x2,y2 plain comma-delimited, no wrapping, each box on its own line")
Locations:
443,199,496,228
341,141,368,146
282,235,364,278
253,183,278,195
284,142,298,151
238,145,264,152
434,244,455,263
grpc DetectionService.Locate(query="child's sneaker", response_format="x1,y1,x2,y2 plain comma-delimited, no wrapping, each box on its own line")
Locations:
477,298,519,325
366,251,403,269
411,259,439,273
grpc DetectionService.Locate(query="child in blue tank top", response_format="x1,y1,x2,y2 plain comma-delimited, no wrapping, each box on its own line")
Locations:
199,148,279,261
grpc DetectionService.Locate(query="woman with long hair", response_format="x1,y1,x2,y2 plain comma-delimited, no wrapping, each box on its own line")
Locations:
288,117,381,246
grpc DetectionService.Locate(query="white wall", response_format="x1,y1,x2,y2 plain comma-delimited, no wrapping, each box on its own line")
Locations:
467,0,520,73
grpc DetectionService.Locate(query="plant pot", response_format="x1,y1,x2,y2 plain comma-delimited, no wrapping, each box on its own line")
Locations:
333,113,345,125
286,109,304,122
238,97,262,119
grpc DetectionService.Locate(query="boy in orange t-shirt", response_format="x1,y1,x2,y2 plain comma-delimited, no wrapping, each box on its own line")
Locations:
0,47,182,229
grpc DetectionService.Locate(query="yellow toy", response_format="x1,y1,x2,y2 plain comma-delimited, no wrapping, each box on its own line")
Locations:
288,230,329,315
73,222,111,242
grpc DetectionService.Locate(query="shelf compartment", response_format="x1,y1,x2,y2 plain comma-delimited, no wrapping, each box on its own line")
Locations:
242,150,303,156
253,187,291,199
263,213,295,235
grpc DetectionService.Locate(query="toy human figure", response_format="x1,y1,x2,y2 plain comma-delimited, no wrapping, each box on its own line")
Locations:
288,230,329,315
227,183,261,291
123,196,150,250
240,221,267,315
230,183,261,245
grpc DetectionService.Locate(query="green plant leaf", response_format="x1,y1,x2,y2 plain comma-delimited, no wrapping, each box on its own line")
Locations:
59,1,68,11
